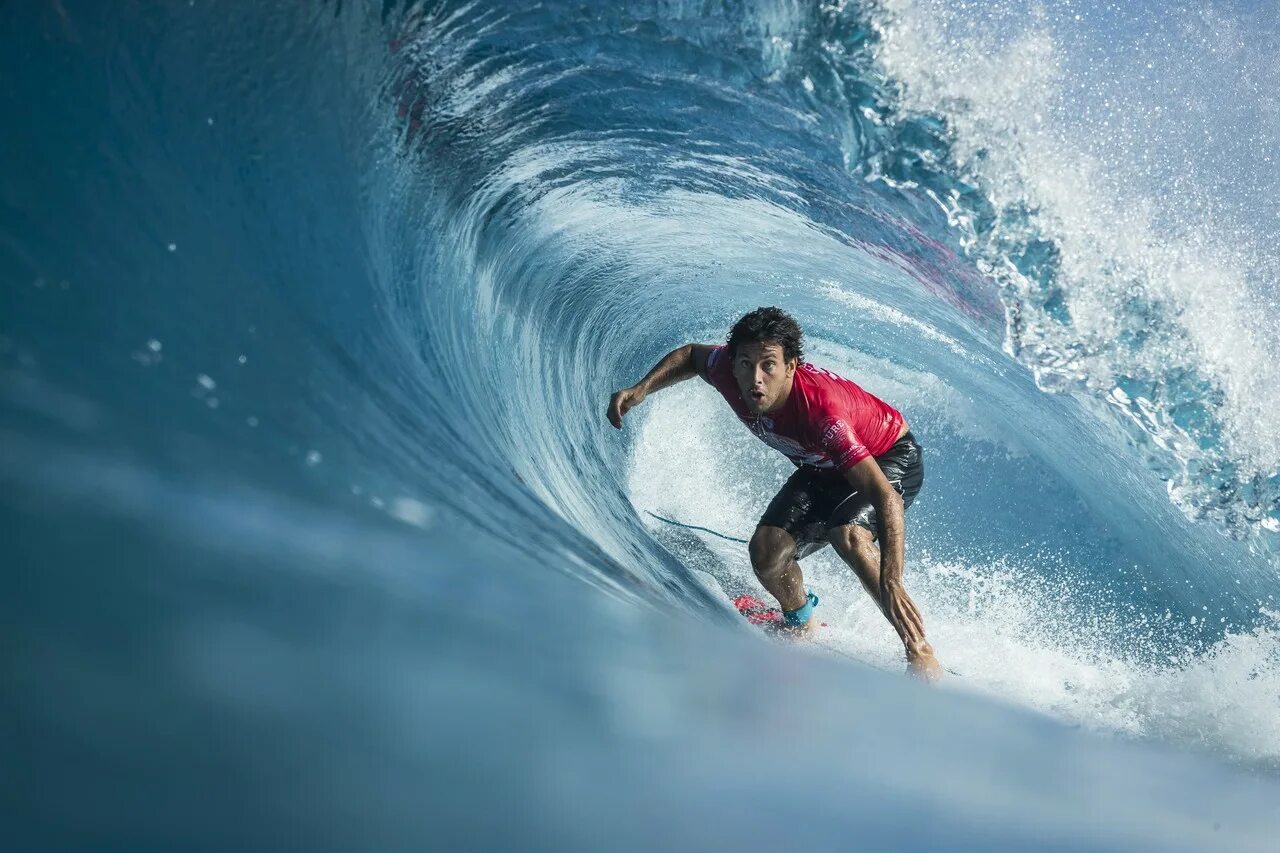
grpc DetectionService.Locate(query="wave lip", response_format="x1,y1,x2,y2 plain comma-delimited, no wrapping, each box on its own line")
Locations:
863,0,1280,538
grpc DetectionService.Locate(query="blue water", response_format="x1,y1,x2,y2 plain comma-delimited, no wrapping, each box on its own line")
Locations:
5,1,1280,849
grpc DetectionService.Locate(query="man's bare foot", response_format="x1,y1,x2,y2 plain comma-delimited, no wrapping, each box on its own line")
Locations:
906,648,944,683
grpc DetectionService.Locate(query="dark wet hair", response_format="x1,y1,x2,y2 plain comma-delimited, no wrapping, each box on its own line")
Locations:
727,307,804,363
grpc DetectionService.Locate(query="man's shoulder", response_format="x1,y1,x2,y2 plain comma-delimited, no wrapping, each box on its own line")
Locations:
798,359,850,381
793,362,860,422
705,344,727,370
701,344,731,384
795,360,850,396
801,361,870,402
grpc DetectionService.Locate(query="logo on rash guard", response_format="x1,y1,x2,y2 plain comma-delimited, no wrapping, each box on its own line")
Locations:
820,417,850,446
818,417,865,467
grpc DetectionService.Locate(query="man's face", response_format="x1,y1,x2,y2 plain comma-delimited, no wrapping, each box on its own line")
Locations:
732,341,797,415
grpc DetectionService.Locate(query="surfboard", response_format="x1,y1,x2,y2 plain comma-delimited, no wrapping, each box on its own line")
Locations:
732,594,957,677
732,594,782,626
732,595,827,630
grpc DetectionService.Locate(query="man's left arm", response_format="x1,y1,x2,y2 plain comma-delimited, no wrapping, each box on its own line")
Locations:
841,458,926,646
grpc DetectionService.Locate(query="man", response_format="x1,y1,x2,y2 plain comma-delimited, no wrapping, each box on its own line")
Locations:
607,307,943,681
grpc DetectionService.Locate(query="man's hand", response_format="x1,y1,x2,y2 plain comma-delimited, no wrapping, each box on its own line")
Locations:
880,577,925,646
607,386,647,429
606,345,708,429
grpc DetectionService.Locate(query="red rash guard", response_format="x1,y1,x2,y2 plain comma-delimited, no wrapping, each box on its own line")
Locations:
700,345,905,471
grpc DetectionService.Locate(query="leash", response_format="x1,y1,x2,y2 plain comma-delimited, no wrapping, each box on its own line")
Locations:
644,511,750,544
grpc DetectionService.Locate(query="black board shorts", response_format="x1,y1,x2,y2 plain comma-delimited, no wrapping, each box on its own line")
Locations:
759,431,924,560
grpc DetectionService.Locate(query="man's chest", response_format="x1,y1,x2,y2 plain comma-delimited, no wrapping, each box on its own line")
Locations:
735,412,830,466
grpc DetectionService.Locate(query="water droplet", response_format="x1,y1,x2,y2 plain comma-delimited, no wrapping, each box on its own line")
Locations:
389,497,434,528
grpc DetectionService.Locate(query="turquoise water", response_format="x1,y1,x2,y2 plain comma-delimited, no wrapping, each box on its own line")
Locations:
4,1,1279,848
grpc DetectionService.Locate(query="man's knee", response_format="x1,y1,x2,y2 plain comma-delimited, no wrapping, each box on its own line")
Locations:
749,526,794,579
830,523,876,556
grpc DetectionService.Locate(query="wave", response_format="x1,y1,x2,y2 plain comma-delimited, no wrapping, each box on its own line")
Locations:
4,0,1280,847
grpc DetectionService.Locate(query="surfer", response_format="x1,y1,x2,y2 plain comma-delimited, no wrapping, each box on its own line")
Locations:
607,307,944,681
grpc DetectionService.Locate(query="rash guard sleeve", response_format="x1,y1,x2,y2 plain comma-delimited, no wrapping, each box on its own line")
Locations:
700,345,728,384
815,415,871,471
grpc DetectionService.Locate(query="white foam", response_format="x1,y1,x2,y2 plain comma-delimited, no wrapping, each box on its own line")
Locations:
869,0,1280,521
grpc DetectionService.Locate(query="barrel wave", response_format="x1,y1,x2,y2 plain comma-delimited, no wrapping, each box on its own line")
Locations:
4,1,1279,850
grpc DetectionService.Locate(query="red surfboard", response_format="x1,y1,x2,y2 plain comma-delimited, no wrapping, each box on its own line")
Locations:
732,594,783,625
732,595,827,629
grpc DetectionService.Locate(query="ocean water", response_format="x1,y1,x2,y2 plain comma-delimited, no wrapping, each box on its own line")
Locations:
4,1,1279,849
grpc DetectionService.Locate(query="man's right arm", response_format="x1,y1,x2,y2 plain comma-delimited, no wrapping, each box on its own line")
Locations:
606,343,716,429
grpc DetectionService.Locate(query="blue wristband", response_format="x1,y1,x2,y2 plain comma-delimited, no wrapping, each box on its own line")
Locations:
783,591,819,626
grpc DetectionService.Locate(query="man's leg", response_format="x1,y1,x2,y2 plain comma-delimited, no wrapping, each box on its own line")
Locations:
748,525,809,613
828,523,942,678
